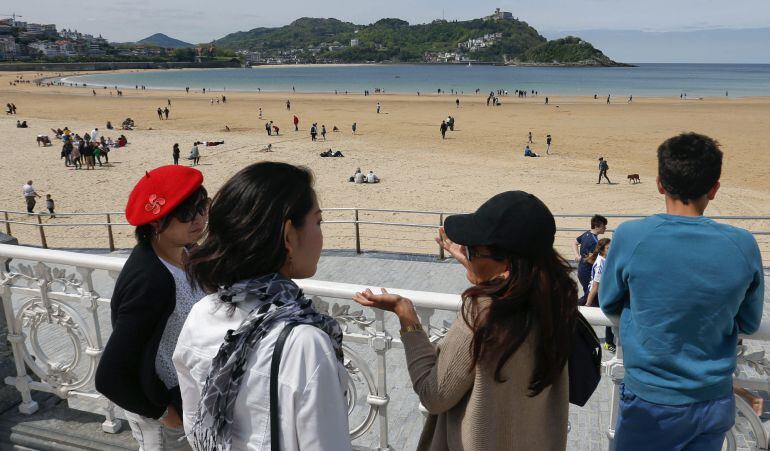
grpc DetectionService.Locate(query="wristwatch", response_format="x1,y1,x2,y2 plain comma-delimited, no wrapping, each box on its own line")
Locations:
400,324,424,336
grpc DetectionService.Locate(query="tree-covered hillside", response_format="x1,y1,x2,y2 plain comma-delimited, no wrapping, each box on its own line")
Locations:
518,36,627,66
215,17,625,65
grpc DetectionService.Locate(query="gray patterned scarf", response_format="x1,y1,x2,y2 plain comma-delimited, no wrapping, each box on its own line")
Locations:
189,273,343,451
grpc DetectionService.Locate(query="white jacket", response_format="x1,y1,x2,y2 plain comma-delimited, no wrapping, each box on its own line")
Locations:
172,294,352,451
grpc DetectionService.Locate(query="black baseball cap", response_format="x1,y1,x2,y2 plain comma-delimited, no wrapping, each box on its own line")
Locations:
444,191,556,257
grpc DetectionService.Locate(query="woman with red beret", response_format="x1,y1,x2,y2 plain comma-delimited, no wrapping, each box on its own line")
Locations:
96,165,209,450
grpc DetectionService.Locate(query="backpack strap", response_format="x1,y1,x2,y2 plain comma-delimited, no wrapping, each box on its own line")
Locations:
270,322,299,451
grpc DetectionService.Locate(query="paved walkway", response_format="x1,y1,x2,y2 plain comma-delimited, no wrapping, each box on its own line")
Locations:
1,249,768,450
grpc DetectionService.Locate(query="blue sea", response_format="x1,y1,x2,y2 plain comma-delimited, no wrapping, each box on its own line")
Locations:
62,64,770,97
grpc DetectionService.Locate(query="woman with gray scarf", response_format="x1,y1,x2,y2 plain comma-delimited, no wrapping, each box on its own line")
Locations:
173,162,352,451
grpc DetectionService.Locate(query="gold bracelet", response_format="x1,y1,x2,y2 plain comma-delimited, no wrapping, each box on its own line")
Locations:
400,324,424,336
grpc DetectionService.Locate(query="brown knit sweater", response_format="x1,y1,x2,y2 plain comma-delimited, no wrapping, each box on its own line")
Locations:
401,308,569,451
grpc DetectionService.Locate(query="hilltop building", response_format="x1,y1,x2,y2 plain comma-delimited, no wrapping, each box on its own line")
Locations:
488,8,514,21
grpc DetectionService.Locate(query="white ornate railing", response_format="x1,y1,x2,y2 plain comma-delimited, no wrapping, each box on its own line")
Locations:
0,243,768,450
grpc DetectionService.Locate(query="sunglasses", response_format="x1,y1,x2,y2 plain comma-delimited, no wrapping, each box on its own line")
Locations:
464,246,506,262
174,197,211,223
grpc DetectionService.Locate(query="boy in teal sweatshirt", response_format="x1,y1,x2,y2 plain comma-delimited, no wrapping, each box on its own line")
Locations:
600,133,764,450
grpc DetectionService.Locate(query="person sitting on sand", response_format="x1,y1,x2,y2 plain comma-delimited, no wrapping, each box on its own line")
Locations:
333,125,340,132
524,145,539,157
201,141,225,147
366,170,380,183
106,121,113,130
259,143,273,152
117,135,128,147
16,120,28,128
351,168,364,183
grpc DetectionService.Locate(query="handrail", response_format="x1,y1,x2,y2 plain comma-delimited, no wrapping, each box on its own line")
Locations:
2,209,769,261
0,243,768,339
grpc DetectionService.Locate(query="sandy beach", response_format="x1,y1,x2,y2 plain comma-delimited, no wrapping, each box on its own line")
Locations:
1,70,769,255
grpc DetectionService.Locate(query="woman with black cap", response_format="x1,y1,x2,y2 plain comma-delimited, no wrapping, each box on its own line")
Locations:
96,165,209,450
353,191,577,450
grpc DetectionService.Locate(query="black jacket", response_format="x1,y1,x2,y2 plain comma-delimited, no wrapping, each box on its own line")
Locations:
95,242,182,419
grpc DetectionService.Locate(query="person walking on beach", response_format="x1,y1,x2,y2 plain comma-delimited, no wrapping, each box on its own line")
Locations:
286,99,291,110
545,97,549,105
353,191,577,451
628,95,633,103
293,115,299,131
456,98,460,108
164,107,170,120
573,214,608,305
258,107,262,119
440,121,448,139
546,134,552,154
597,157,611,184
189,142,200,166
376,102,381,114
265,121,271,136
45,194,56,219
168,99,172,106
176,162,353,451
173,143,180,165
22,180,41,214
96,166,208,451
352,122,357,135
606,95,611,104
528,131,533,144
321,124,327,141
600,133,765,450
157,107,163,120
310,123,317,141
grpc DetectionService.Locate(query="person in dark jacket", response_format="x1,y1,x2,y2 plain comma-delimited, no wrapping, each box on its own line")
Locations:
95,165,209,450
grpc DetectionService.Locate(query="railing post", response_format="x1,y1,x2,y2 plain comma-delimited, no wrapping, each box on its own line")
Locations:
354,209,361,254
3,212,10,235
105,214,115,252
605,330,624,450
36,214,47,249
438,213,445,260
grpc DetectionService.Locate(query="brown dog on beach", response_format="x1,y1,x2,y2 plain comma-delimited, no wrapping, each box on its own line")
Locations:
627,174,641,184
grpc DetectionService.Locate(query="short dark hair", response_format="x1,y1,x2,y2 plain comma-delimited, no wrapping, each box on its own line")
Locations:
590,214,607,229
657,133,722,204
186,162,316,294
134,186,208,245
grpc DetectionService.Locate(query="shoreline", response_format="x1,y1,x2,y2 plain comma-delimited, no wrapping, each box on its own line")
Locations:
39,69,769,99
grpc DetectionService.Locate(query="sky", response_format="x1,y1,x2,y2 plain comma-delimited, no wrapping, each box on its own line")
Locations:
9,0,770,44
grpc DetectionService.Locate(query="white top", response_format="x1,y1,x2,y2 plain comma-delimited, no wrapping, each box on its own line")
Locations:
173,294,352,451
366,172,378,183
591,255,606,284
90,129,99,142
22,184,36,198
155,258,205,389
354,172,364,184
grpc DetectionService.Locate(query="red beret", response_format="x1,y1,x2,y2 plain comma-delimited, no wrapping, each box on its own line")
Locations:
125,165,204,226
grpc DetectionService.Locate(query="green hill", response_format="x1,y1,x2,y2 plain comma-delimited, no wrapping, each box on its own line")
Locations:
215,17,625,65
518,36,628,66
137,33,194,49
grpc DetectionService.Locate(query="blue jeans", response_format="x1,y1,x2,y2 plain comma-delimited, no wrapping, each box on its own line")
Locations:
614,384,734,451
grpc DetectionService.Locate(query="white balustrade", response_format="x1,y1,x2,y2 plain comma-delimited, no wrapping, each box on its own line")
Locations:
0,243,768,451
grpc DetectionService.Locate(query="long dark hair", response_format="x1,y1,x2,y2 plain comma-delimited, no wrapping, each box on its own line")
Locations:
186,162,316,294
585,238,611,265
462,248,578,396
